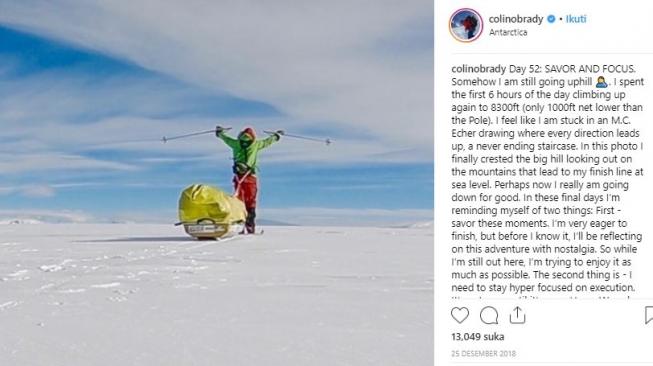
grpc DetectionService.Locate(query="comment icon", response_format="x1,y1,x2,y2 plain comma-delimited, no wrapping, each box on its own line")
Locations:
480,306,499,325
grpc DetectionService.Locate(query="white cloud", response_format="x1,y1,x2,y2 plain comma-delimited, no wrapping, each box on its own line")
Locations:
1,113,431,175
0,184,55,197
0,152,137,174
20,184,56,197
0,0,432,155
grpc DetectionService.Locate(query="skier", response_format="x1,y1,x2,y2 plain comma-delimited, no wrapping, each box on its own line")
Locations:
215,126,283,234
462,15,478,39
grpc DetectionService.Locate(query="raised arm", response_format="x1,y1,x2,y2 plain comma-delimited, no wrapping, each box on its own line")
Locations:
216,126,240,149
255,131,283,150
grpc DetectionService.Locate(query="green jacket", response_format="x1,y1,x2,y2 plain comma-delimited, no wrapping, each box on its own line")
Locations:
218,132,279,174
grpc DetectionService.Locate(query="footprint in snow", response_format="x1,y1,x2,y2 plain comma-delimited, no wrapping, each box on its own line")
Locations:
91,282,121,289
37,283,56,292
105,288,138,302
107,296,128,302
174,283,208,290
58,289,86,294
39,265,64,272
3,270,30,281
7,269,29,277
171,266,208,274
0,301,22,311
113,288,138,295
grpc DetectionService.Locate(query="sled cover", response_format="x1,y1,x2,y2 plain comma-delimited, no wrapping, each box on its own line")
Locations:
178,184,246,224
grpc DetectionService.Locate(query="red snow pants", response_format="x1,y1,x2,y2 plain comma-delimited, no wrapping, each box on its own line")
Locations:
233,174,258,233
233,174,258,209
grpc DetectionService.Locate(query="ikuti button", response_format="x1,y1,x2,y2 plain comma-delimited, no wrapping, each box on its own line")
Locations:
646,306,653,325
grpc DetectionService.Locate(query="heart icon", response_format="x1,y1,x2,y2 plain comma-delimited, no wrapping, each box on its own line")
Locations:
451,307,470,324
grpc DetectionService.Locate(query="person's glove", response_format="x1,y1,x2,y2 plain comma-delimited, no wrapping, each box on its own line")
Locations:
215,125,225,137
273,130,284,140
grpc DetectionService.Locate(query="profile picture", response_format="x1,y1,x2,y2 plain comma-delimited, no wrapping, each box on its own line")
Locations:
449,8,483,42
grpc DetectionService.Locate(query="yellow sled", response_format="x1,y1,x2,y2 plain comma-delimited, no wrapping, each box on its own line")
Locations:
178,184,247,239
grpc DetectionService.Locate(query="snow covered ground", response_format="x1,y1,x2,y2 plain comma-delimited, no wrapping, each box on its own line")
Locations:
0,224,433,365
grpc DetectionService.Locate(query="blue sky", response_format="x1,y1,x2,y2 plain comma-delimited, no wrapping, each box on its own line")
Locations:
0,2,432,226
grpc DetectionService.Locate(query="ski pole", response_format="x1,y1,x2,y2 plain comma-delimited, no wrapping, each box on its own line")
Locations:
263,130,332,145
162,127,231,143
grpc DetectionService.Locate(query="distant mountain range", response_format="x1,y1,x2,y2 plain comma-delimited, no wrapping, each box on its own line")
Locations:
0,218,44,225
408,221,434,229
0,215,431,229
257,219,298,227
0,216,297,227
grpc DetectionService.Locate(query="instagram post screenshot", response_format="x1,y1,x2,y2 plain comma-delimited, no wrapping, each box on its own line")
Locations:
436,1,652,365
0,1,434,365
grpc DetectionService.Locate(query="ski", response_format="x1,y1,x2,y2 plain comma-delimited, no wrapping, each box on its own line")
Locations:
238,229,265,236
